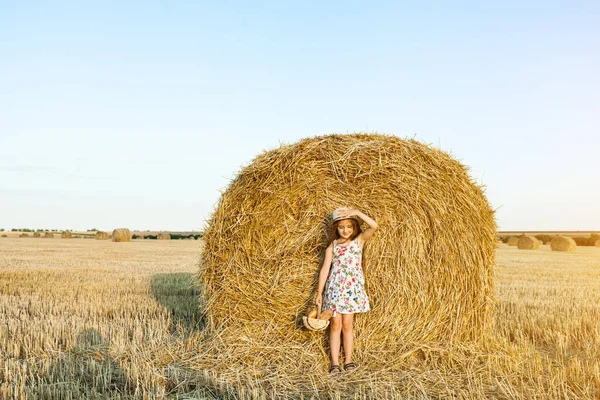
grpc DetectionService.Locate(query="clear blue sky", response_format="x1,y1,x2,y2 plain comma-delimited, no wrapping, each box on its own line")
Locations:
1,1,599,231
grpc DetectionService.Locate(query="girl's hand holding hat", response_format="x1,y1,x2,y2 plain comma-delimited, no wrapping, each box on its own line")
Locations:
315,292,323,309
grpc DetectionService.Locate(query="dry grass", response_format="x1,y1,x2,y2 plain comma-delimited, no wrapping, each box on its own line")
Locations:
158,233,171,240
1,239,600,398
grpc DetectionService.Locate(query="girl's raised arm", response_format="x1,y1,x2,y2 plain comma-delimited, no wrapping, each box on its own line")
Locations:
341,208,379,245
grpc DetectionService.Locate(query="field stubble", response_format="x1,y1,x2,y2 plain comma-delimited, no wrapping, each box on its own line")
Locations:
0,239,599,398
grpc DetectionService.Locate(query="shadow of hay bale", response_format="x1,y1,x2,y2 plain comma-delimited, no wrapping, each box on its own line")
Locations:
151,273,205,333
33,328,134,398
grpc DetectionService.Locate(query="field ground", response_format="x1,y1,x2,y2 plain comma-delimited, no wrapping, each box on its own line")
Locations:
1,238,600,398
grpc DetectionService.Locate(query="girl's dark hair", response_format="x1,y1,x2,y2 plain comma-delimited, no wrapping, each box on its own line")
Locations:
329,218,362,243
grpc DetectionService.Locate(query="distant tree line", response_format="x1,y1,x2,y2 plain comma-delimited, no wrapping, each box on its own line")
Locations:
10,229,71,232
500,233,600,246
132,233,204,240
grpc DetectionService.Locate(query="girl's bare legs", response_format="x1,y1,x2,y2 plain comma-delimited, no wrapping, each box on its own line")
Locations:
329,314,342,366
341,313,354,364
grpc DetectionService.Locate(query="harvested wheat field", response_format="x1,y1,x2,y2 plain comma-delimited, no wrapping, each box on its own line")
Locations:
1,238,600,398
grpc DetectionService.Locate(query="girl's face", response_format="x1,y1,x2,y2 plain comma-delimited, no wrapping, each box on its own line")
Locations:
336,219,354,240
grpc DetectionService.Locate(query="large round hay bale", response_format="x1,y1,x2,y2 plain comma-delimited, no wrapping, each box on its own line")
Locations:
595,239,600,247
19,233,29,238
507,236,520,246
44,232,54,238
157,233,171,240
33,232,41,238
517,235,540,250
112,228,131,242
200,133,497,374
550,236,576,252
95,231,109,240
61,231,72,239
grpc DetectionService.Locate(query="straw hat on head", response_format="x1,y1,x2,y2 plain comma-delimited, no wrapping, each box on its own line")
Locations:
332,208,361,223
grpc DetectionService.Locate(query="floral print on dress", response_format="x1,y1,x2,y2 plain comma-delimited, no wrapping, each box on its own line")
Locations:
322,239,370,315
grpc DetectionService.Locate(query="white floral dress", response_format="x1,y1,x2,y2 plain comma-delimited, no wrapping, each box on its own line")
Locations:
322,239,371,315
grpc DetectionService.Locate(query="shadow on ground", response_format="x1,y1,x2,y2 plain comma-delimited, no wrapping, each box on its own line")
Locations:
151,273,204,333
33,328,135,398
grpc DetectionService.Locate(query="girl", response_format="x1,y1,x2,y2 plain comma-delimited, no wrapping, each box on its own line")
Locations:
315,207,378,374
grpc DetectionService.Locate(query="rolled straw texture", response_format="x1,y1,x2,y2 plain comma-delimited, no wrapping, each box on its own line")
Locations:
95,231,109,240
157,233,171,240
200,133,497,369
507,236,519,246
44,233,54,238
112,228,131,242
19,233,29,238
517,236,539,250
33,232,41,238
61,231,72,239
550,236,576,252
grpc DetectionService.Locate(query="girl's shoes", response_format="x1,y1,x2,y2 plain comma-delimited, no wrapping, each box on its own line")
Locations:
344,362,358,373
329,363,358,375
328,364,341,374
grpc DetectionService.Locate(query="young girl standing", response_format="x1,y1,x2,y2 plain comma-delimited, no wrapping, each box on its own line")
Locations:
315,208,379,374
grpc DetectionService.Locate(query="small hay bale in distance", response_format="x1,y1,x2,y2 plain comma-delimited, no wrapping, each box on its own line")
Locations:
61,231,72,239
201,133,497,373
507,236,520,246
112,228,131,242
157,233,171,240
44,232,54,238
1,234,7,238
33,232,41,238
19,233,29,238
595,239,600,247
95,231,109,240
550,236,576,252
517,235,540,250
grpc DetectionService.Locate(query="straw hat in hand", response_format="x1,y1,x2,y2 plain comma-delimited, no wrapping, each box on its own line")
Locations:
302,308,333,331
